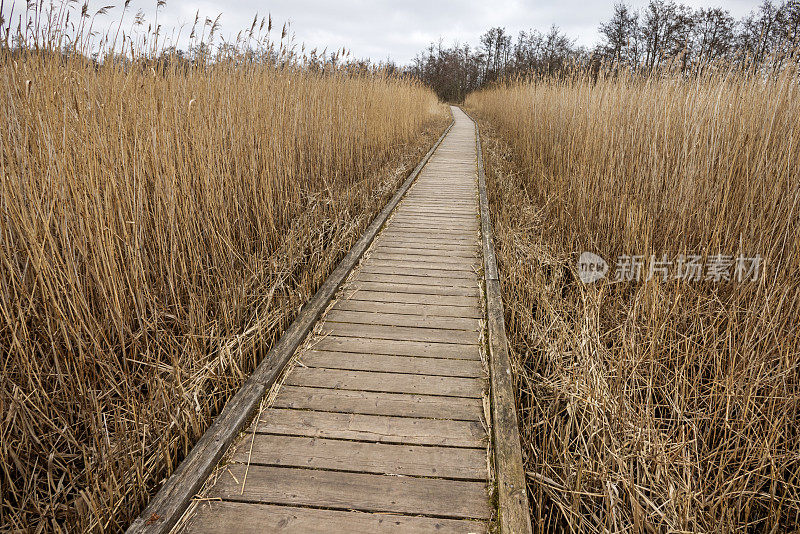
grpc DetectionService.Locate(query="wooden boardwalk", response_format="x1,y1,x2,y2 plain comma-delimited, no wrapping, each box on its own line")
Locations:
178,108,489,532
127,107,530,533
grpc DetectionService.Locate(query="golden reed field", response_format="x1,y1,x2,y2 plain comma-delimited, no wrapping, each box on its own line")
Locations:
0,46,446,531
466,66,800,532
2,2,800,533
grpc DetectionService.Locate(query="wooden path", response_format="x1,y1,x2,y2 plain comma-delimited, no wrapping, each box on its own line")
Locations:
131,107,531,533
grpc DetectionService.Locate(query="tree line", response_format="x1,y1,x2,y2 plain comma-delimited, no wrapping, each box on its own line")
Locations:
410,0,800,101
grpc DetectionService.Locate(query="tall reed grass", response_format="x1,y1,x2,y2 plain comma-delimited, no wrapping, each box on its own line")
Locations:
0,39,446,532
467,66,800,532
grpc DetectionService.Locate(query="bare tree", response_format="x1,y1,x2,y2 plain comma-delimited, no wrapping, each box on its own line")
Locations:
600,3,639,64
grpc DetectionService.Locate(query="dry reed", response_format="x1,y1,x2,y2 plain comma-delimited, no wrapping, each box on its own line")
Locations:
0,39,446,533
467,66,800,532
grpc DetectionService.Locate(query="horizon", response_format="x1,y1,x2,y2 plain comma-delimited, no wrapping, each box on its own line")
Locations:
1,0,764,64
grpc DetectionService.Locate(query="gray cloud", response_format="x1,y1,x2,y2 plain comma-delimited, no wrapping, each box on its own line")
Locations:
3,0,764,64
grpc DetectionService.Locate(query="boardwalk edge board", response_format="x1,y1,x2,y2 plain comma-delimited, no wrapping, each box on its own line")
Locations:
466,108,534,534
126,116,455,534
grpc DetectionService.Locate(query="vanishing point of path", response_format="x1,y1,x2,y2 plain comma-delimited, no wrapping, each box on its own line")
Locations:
178,108,494,532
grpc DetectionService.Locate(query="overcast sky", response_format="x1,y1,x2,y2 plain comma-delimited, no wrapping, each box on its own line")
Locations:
4,0,764,64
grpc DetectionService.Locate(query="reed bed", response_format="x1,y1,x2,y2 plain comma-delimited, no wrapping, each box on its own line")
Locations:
0,45,446,530
467,67,800,532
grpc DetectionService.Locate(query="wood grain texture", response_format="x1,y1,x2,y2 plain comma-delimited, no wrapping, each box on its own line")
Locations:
323,308,481,330
341,282,481,299
299,350,485,377
317,322,479,345
182,502,487,534
254,408,488,448
207,465,492,520
272,385,485,420
332,298,483,318
353,272,479,289
285,367,485,398
310,335,482,359
230,434,487,479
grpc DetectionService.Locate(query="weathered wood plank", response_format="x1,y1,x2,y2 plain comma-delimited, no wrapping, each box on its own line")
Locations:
387,220,479,228
364,257,480,272
370,245,480,259
285,367,485,398
379,229,476,240
181,502,488,534
372,239,479,252
359,265,477,280
207,465,492,520
273,386,484,421
332,298,483,318
342,281,480,298
354,272,478,289
300,350,484,377
393,210,475,217
383,224,478,233
370,245,479,259
230,435,488,480
389,216,478,225
310,336,481,360
377,234,477,246
324,309,480,331
254,408,488,448
318,322,478,345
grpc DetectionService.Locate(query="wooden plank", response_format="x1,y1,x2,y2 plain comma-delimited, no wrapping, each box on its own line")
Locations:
384,225,478,234
469,108,533,534
300,350,484,377
126,119,457,534
342,281,480,298
371,245,479,259
390,206,475,212
318,322,478,345
405,192,474,196
378,232,477,245
310,336,481,360
339,287,479,306
324,309,480,331
385,224,478,233
407,192,473,195
373,248,479,263
383,228,478,237
397,201,475,206
380,227,476,237
354,273,478,289
388,218,479,226
207,465,492,520
273,386,484,421
390,215,477,223
364,258,480,272
393,209,475,216
333,297,483,318
389,215,478,224
359,265,476,280
230,435,488,480
285,367,485,398
255,408,488,448
374,238,479,251
181,501,488,534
